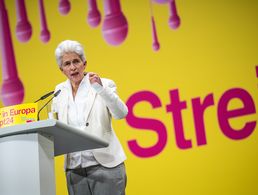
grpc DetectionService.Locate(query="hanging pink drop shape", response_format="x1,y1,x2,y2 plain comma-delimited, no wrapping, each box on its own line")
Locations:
39,0,50,42
87,0,101,27
0,0,24,106
15,0,32,42
153,0,169,4
102,0,128,46
168,0,180,29
151,16,160,51
59,0,71,15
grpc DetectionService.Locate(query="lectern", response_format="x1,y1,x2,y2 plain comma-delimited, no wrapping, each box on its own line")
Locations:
0,119,109,195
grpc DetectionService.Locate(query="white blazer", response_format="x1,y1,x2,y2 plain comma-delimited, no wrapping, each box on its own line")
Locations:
52,75,128,168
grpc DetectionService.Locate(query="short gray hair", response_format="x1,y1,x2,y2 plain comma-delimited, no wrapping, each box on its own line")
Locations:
55,40,86,67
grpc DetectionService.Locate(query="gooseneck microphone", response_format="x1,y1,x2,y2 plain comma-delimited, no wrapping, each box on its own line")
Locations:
34,91,54,103
37,89,61,121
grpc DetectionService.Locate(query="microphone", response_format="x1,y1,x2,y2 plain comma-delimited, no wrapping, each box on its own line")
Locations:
34,91,54,103
39,0,51,43
151,16,160,51
87,0,101,28
58,0,71,15
149,0,160,51
168,0,180,29
37,89,61,121
0,0,24,106
15,0,32,42
102,0,128,46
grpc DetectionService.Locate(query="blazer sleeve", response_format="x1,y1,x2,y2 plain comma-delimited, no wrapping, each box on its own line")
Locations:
97,79,128,120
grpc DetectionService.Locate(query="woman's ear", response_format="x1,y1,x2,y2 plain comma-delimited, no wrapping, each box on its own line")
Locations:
59,67,63,72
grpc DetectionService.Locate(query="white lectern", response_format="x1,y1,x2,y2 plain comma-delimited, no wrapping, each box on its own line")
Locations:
0,119,109,195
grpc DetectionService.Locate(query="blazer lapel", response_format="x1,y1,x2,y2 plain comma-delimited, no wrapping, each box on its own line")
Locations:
58,82,69,123
84,78,97,123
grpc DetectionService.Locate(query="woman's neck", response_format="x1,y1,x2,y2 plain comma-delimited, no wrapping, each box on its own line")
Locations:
70,74,85,98
71,81,80,98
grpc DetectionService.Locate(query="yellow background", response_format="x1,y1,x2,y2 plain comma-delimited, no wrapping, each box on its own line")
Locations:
1,0,258,194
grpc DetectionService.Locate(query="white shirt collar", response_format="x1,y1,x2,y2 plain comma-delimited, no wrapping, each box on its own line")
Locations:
65,73,90,91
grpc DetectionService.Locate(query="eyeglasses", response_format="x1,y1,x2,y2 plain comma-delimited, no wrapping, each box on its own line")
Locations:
62,58,82,69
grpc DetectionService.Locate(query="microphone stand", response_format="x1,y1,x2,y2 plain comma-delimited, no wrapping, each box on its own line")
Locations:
37,95,55,121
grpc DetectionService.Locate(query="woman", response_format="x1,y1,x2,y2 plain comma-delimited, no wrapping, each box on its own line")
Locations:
52,40,128,195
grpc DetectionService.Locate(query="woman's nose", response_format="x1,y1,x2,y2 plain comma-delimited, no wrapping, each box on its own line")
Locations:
69,63,76,70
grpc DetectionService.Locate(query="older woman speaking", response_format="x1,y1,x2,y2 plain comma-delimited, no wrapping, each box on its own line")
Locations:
52,40,128,195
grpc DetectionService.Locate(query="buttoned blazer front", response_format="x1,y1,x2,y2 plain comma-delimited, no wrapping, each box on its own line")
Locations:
52,75,128,168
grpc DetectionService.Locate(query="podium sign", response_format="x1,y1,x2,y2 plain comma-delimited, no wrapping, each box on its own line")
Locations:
0,103,38,128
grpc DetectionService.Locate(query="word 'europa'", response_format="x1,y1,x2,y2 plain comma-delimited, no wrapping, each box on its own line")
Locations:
125,67,258,158
2,108,36,117
0,108,36,128
10,108,35,116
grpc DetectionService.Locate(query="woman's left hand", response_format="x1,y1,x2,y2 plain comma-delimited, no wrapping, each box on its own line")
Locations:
88,72,103,86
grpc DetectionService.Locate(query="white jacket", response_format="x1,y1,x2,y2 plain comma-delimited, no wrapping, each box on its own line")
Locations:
52,75,128,168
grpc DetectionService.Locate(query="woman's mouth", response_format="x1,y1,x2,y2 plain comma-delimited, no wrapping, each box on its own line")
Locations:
70,72,79,77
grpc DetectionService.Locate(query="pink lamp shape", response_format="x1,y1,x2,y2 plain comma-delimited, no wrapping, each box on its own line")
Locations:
0,0,24,106
39,0,50,42
168,0,180,29
102,0,128,46
15,0,32,42
87,0,101,27
59,0,71,15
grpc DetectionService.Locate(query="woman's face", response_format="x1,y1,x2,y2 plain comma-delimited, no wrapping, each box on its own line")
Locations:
60,52,86,85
